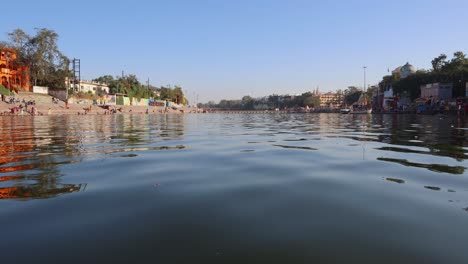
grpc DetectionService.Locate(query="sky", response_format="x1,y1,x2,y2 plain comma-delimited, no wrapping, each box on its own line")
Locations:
2,0,467,103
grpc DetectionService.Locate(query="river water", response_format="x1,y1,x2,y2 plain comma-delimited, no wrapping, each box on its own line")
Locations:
1,113,468,263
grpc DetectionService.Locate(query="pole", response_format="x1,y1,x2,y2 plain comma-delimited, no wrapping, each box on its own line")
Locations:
363,66,367,106
363,66,367,93
147,78,150,98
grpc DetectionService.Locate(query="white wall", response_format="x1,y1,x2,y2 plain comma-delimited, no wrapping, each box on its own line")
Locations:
33,86,48,94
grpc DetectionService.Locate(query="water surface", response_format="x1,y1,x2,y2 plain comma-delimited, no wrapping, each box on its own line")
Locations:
1,113,467,263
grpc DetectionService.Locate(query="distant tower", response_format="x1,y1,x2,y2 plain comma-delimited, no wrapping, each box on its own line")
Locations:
72,58,81,92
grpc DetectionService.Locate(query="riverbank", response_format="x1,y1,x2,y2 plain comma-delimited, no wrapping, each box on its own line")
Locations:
0,92,190,116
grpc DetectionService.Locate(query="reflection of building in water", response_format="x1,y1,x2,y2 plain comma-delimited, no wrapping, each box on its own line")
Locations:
0,117,86,200
0,118,35,165
0,180,85,200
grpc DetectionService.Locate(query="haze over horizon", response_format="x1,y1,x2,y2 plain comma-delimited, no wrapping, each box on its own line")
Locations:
2,0,467,103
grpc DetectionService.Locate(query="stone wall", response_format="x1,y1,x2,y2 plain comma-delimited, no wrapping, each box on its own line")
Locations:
48,89,67,101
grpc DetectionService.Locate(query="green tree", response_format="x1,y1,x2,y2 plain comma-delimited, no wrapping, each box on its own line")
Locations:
8,28,70,88
303,96,320,107
431,54,448,72
241,95,254,110
344,86,361,105
93,75,114,85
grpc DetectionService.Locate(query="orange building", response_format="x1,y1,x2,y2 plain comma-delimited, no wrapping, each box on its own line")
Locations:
0,47,31,92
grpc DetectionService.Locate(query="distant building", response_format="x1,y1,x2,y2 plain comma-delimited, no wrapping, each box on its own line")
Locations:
0,47,31,92
381,62,418,110
420,83,452,100
466,82,468,97
65,78,110,95
319,92,342,108
392,62,417,80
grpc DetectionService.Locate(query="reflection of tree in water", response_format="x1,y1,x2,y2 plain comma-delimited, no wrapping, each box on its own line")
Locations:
367,115,468,163
378,157,465,174
377,146,467,162
379,114,467,148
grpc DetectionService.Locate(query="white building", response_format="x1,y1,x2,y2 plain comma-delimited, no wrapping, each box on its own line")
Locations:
65,78,110,95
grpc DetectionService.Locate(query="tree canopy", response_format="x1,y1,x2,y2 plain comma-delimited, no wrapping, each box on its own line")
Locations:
6,28,70,89
92,75,187,104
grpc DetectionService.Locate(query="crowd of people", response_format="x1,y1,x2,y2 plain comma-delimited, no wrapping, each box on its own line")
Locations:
0,96,38,116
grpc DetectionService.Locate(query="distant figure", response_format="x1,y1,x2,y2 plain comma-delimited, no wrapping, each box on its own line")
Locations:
145,109,149,114
48,108,51,115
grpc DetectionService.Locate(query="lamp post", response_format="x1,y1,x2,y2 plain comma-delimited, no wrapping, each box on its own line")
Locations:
363,66,367,106
363,66,367,93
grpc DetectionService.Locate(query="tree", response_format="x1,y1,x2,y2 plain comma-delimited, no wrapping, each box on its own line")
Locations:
7,28,70,88
344,86,361,105
431,54,447,72
241,95,254,110
303,96,320,108
93,75,114,85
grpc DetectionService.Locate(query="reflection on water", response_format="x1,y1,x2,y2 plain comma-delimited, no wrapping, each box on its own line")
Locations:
377,157,466,174
1,113,468,263
0,114,466,199
386,177,405,184
0,114,186,199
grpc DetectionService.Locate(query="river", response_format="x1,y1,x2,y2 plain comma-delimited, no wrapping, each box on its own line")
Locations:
1,113,467,263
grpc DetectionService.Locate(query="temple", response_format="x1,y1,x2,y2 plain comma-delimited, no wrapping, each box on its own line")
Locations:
0,47,31,92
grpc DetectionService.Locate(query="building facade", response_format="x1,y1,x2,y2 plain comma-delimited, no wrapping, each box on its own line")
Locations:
309,88,343,108
0,47,31,92
420,83,452,100
65,79,110,95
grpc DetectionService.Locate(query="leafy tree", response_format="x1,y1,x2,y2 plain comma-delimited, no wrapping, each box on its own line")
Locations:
93,75,114,85
7,28,70,88
344,86,362,105
303,96,320,107
241,95,254,110
431,54,447,72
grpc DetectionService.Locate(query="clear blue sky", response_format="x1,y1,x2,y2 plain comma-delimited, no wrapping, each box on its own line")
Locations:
2,0,467,103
